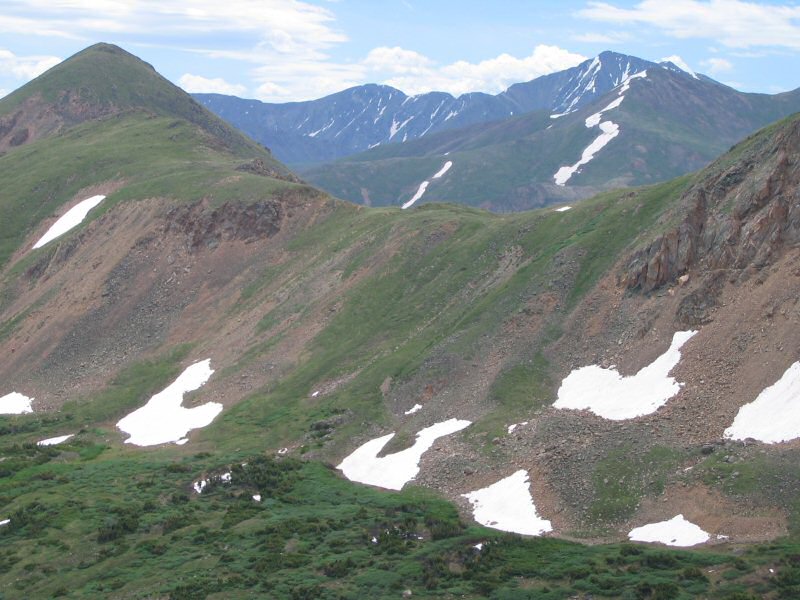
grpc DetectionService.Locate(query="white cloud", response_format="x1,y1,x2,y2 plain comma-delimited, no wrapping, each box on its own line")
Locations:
0,49,61,80
178,73,246,96
363,46,433,75
702,57,733,74
572,31,630,44
0,88,8,99
579,0,800,50
0,0,347,47
366,44,586,98
0,2,586,102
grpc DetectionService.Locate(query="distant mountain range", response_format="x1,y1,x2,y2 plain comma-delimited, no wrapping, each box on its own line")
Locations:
196,51,800,211
194,51,655,165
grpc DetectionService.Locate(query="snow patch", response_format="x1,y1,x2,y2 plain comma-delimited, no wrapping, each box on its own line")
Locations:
554,330,697,420
402,181,429,210
0,392,34,414
724,361,800,443
117,359,222,446
193,479,207,494
389,116,414,140
33,195,106,249
307,119,335,138
553,70,646,186
507,421,528,434
660,55,698,79
553,121,620,186
554,206,572,212
0,519,9,526
628,514,710,547
404,404,422,415
37,434,73,446
337,418,471,490
433,161,452,179
462,470,552,536
253,494,262,502
444,109,460,121
402,160,454,210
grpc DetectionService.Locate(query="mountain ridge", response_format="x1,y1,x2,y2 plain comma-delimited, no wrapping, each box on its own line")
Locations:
302,66,800,211
194,51,665,165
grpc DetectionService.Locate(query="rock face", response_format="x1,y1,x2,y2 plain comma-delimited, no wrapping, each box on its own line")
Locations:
622,116,800,293
165,200,284,251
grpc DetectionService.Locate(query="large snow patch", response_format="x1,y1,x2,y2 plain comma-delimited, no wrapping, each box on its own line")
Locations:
33,195,106,249
628,514,710,547
0,392,34,414
554,330,697,420
117,359,222,446
337,418,471,490
462,470,552,536
724,361,800,443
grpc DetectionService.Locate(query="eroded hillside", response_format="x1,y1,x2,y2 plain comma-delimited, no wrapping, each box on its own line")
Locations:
2,42,800,599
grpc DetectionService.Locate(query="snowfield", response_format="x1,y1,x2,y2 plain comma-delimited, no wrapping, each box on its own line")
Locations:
462,470,552,536
628,514,710,547
554,71,646,186
33,195,106,249
37,434,74,446
554,121,620,186
0,392,34,414
554,330,697,420
337,418,471,490
724,361,800,443
117,359,223,446
402,160,453,209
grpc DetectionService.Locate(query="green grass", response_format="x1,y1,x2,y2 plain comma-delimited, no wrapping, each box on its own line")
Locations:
0,445,791,600
0,111,309,271
590,446,682,524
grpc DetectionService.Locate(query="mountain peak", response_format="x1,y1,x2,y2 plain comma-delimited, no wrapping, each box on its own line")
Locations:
0,41,262,156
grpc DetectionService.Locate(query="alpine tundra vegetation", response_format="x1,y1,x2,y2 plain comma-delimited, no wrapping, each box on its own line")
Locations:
1,38,800,600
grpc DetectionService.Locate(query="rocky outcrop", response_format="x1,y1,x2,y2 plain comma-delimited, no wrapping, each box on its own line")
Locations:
622,116,800,292
236,158,302,184
165,200,284,251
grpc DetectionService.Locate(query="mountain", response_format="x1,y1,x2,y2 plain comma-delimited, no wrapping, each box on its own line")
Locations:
303,65,800,211
3,43,800,598
194,51,656,165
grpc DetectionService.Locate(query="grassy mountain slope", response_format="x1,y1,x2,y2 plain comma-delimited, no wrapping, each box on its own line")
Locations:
2,44,800,598
0,43,274,158
302,69,800,211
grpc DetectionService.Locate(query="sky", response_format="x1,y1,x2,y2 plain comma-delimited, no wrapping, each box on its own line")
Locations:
0,0,799,103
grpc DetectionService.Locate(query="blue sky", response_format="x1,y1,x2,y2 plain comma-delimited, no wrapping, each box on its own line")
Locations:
0,1,798,102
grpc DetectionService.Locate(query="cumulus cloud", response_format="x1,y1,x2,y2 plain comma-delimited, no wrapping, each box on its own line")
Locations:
178,73,246,96
0,49,61,80
579,0,800,49
365,45,586,97
702,57,733,74
0,2,586,102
